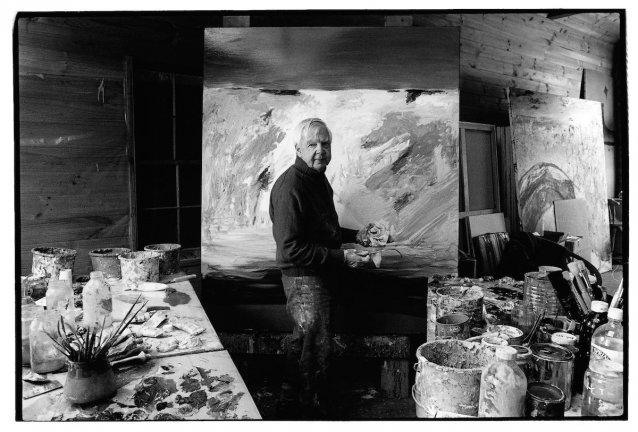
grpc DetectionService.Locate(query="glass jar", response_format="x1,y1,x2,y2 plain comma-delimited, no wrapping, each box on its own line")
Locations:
581,360,623,417
510,345,533,382
29,310,66,373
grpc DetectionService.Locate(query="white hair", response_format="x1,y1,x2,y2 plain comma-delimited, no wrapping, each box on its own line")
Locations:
293,118,332,149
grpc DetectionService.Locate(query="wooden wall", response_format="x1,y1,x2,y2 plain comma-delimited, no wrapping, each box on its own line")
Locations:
18,17,130,275
412,13,619,125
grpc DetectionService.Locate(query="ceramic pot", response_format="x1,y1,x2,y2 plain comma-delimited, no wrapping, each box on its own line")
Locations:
64,357,117,404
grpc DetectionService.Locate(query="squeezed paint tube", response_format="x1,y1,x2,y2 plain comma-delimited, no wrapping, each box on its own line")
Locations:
169,317,205,336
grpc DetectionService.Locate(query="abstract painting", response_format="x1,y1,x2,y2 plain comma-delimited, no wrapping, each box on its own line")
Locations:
201,89,459,279
508,89,612,271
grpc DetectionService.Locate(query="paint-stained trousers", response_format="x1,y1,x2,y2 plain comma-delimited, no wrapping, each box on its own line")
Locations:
281,273,333,411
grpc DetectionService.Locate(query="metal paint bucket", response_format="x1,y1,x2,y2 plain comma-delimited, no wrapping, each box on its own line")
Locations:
415,339,494,417
530,343,575,410
492,325,525,345
436,313,470,340
89,248,131,279
144,243,181,275
31,247,77,279
435,286,484,330
525,382,565,418
118,251,160,289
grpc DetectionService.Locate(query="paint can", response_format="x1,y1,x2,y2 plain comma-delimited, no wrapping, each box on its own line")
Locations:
435,286,484,330
523,269,562,317
415,339,494,417
530,343,575,410
525,382,565,418
31,247,77,279
118,251,160,290
144,243,181,275
436,313,470,340
89,248,131,279
491,325,525,345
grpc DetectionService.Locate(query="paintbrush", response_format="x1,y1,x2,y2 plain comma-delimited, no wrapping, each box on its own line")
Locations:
610,278,623,309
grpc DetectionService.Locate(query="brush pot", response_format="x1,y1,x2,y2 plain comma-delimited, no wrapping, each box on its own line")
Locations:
64,357,117,404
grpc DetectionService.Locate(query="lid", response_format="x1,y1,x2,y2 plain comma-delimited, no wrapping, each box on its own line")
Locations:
608,307,623,321
510,345,532,360
526,382,565,403
591,300,609,313
551,332,578,346
495,346,517,361
59,269,72,281
531,343,574,362
90,270,104,279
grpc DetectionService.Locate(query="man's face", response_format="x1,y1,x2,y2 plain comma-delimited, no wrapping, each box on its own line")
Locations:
296,124,332,173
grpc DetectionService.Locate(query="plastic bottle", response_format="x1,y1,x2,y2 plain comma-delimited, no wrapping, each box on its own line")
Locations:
574,300,608,393
581,360,623,416
46,274,71,311
59,269,75,310
21,277,39,365
590,307,623,366
82,271,113,328
478,346,527,417
30,309,66,373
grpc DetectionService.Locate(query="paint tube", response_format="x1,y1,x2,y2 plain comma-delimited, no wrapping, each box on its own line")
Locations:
134,327,166,338
140,311,168,329
156,338,179,353
169,317,205,336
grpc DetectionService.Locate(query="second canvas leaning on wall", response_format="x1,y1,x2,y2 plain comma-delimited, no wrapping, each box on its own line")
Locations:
201,88,459,279
509,88,612,272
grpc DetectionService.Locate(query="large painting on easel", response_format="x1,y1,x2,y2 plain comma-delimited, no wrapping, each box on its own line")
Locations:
508,89,612,271
201,27,460,282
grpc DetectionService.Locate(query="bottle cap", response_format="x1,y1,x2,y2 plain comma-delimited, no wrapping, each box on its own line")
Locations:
90,271,104,279
495,346,517,361
59,269,72,281
608,307,623,321
591,300,609,313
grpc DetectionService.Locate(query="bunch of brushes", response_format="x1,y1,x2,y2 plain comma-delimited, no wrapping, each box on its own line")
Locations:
45,295,148,362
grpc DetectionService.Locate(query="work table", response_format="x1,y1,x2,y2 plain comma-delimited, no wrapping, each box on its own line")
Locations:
21,278,261,421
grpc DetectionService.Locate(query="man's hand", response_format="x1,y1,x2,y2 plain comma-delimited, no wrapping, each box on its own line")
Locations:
344,249,371,268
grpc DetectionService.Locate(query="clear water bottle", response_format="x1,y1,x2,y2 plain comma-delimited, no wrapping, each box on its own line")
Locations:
590,307,623,366
581,360,623,416
478,346,527,417
59,269,75,311
46,275,71,311
21,277,39,365
82,271,113,328
30,309,66,373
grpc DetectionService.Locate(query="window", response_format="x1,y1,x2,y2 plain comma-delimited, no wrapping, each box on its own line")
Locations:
458,122,501,253
133,70,202,267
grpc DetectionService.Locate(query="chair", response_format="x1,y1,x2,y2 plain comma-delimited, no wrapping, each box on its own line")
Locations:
472,232,510,277
467,213,508,277
608,198,623,260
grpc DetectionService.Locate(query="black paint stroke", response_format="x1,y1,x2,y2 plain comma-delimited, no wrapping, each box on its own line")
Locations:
518,162,576,232
259,89,300,96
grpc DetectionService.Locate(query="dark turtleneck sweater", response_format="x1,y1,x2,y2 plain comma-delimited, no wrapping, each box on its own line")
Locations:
269,156,356,276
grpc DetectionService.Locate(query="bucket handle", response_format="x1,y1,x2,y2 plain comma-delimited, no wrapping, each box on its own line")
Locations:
414,362,421,373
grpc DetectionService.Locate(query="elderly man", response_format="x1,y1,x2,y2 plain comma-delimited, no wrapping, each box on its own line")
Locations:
269,118,371,416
